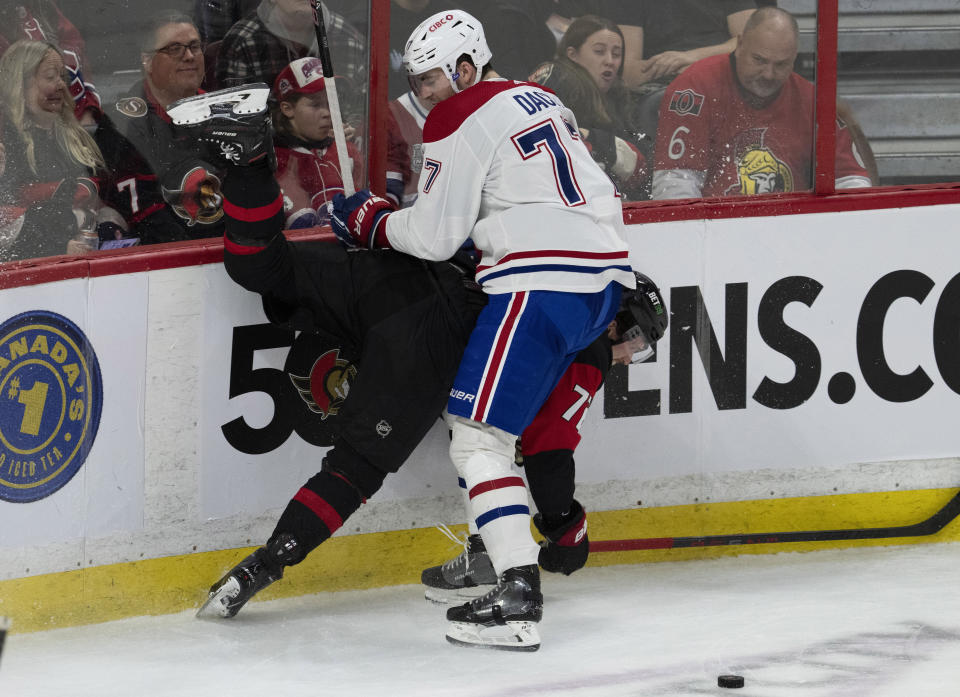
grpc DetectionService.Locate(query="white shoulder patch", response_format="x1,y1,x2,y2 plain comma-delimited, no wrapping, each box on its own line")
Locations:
115,97,148,118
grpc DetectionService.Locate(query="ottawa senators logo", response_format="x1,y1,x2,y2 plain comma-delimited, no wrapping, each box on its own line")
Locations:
288,349,357,420
115,96,148,118
162,167,224,226
735,147,794,195
668,89,704,116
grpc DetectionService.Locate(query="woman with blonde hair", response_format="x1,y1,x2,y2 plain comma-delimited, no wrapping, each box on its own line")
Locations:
0,39,106,261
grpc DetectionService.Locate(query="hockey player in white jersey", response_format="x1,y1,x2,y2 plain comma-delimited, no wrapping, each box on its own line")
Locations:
330,9,636,652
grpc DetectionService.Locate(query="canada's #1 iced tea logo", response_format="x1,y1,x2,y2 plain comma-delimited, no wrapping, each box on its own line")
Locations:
0,311,103,502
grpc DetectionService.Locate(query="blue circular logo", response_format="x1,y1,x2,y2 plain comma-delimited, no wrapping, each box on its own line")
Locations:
0,311,103,503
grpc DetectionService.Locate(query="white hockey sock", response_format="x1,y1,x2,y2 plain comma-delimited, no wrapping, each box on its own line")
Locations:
449,418,540,575
458,477,479,536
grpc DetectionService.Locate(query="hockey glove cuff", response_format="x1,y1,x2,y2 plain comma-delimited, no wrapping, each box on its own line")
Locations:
585,127,617,170
329,190,394,250
534,500,589,575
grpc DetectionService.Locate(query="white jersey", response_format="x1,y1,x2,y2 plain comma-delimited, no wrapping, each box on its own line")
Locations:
384,79,635,294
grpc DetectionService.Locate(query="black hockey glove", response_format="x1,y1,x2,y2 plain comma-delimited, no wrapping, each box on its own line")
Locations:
534,499,589,575
585,127,617,170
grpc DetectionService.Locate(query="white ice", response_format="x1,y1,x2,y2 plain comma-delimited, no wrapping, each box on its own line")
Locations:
3,542,960,696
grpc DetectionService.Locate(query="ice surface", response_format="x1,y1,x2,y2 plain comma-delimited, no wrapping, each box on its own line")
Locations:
3,542,959,696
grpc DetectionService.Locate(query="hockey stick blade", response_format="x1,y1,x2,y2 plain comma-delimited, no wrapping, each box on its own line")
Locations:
590,489,960,552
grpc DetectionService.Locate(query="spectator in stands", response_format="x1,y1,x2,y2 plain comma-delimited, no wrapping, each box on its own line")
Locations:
94,11,226,245
652,7,873,199
385,86,430,208
215,0,366,95
0,40,106,261
604,1,757,146
271,56,363,228
478,1,565,86
530,15,650,199
0,1,102,129
193,0,260,44
606,0,757,88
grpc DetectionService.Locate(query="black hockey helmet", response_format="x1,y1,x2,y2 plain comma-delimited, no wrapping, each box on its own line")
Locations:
614,272,668,363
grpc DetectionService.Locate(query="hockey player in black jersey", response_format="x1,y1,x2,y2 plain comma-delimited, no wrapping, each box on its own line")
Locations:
169,84,667,651
169,85,486,621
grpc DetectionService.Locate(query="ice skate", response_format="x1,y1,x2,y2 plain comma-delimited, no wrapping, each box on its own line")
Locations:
421,532,497,604
167,84,275,167
196,534,299,618
445,564,543,652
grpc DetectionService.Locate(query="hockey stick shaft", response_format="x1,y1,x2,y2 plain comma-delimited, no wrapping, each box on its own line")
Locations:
590,489,960,552
313,1,354,196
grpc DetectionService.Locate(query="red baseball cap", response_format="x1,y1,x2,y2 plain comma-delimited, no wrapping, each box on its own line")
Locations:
273,57,328,100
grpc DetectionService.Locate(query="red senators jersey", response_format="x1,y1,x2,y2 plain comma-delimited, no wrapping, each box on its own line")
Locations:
386,90,430,208
652,54,871,199
521,333,611,456
275,139,363,229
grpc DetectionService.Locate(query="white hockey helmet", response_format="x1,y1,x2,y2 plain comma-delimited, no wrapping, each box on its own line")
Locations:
403,9,492,93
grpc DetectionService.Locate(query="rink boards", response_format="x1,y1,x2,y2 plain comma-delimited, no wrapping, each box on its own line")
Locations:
1,203,959,632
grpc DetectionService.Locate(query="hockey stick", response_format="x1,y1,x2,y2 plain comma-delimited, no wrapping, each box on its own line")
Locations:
589,489,960,552
312,1,355,196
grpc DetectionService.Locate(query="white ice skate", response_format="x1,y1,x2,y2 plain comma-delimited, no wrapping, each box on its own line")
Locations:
166,84,270,126
167,84,275,168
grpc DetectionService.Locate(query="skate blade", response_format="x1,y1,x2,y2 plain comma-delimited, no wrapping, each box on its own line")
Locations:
424,584,493,605
168,84,270,125
445,620,541,652
195,576,241,618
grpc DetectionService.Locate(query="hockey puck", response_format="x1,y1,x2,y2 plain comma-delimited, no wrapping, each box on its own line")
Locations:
718,674,744,688
0,616,9,667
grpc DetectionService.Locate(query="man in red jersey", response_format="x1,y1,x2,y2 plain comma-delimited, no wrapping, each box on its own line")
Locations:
652,6,871,199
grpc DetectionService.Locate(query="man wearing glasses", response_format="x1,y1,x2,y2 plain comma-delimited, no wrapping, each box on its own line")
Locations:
94,11,226,245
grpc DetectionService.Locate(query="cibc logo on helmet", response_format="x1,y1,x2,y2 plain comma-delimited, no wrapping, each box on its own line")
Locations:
429,14,455,31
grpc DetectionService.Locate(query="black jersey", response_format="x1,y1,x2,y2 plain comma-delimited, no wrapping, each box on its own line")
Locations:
222,167,484,489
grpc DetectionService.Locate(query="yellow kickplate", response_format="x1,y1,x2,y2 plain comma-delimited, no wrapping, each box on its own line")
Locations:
1,488,957,634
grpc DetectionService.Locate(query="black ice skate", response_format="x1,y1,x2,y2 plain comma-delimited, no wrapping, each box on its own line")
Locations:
422,533,498,604
445,564,543,652
167,84,275,168
196,534,299,618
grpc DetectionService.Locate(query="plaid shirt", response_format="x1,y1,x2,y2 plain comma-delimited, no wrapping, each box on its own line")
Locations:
193,0,260,43
215,5,366,95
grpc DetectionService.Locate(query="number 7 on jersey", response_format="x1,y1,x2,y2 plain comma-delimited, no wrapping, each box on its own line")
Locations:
511,118,586,207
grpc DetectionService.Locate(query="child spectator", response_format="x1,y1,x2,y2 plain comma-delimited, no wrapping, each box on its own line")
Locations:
0,40,107,261
0,1,102,129
530,15,650,199
271,56,363,228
